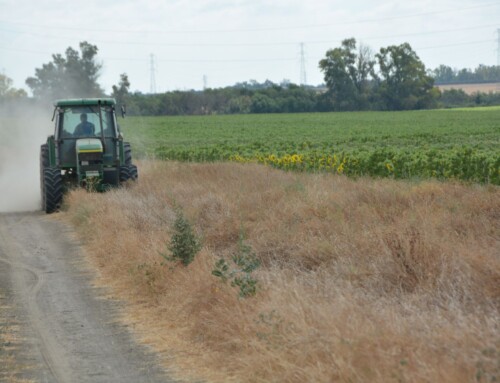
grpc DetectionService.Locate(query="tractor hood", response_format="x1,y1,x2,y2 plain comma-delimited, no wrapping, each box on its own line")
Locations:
76,138,103,154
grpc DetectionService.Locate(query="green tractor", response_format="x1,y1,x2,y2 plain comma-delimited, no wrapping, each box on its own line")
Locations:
40,98,138,213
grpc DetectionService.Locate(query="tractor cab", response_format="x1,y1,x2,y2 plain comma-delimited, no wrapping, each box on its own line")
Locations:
40,98,138,213
56,101,119,139
53,99,120,176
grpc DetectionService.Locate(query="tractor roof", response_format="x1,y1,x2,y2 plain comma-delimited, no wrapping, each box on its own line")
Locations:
54,98,116,107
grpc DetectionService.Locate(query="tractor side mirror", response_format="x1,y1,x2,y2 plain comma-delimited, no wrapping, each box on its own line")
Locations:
120,105,126,118
116,123,123,140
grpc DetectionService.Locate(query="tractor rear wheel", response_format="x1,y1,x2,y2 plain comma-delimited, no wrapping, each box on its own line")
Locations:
124,142,132,165
40,144,49,168
40,144,49,205
42,167,63,214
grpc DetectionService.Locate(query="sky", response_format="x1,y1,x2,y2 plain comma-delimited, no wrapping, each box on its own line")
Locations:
0,0,499,95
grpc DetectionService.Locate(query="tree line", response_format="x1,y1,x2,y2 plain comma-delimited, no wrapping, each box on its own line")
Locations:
432,64,500,84
1,40,499,114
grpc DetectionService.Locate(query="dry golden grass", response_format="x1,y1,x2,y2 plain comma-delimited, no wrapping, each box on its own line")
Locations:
436,82,500,94
0,297,36,383
63,160,500,382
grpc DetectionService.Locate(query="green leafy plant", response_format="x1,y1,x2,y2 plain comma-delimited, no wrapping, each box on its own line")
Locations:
162,208,201,266
85,176,101,193
212,233,260,297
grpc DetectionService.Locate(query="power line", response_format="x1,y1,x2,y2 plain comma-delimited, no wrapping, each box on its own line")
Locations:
104,39,496,63
497,29,500,66
150,54,156,94
0,38,495,63
0,23,497,51
300,43,307,85
0,2,498,35
415,39,495,51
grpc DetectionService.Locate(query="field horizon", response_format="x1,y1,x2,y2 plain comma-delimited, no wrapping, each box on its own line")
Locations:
436,82,500,95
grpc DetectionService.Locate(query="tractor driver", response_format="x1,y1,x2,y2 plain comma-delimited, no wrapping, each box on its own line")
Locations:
74,113,95,136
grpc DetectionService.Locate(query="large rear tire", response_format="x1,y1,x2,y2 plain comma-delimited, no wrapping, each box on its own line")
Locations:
124,142,132,165
40,144,49,168
42,167,63,214
40,144,49,206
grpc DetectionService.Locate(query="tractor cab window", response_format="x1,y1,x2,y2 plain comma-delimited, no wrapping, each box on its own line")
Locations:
60,107,115,138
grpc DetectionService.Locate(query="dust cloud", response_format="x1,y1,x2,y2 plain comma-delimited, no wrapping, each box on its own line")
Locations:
0,104,53,212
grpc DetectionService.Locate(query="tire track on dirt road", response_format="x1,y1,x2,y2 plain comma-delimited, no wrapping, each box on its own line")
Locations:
0,212,174,383
0,236,67,382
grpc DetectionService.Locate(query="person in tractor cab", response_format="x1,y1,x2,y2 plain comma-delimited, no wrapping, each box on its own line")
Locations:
74,113,95,136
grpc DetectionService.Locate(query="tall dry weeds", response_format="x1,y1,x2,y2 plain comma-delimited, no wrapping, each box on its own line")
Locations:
63,161,500,382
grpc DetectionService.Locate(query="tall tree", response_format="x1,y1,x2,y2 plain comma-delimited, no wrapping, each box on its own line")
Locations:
319,38,375,111
0,74,27,100
376,43,438,110
432,65,456,84
26,41,104,100
111,73,130,105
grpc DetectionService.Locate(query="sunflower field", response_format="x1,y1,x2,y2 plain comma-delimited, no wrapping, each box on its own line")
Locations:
120,107,500,184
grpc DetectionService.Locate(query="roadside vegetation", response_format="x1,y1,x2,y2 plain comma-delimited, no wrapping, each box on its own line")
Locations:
63,160,499,383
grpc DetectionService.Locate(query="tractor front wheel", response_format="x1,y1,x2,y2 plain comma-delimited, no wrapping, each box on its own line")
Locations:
119,164,138,183
42,167,63,214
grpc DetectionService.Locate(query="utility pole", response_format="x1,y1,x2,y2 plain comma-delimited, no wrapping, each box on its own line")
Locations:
150,54,156,94
203,75,207,90
300,42,307,86
497,30,500,92
497,29,500,67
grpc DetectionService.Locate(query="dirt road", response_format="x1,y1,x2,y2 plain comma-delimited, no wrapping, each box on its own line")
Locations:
0,212,173,383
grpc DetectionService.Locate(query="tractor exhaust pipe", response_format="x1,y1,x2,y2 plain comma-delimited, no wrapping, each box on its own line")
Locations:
98,100,106,152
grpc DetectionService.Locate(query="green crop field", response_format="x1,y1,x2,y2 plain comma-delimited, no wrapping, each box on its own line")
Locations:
119,107,500,184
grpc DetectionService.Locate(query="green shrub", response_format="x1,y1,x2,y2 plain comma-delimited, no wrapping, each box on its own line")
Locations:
162,208,201,266
212,234,260,297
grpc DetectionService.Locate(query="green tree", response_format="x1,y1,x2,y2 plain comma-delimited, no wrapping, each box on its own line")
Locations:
226,95,252,114
439,89,471,108
376,43,438,110
432,65,456,84
111,73,130,106
319,38,375,111
0,74,27,100
26,41,104,100
250,93,278,113
163,208,201,267
430,64,500,85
